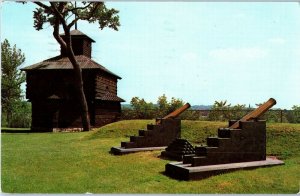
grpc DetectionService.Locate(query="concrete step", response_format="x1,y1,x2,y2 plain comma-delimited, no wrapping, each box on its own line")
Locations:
130,136,144,142
195,146,219,156
207,137,231,148
207,137,219,147
165,157,284,180
121,142,137,148
138,129,152,136
147,124,160,130
218,128,231,138
191,156,208,167
182,154,196,164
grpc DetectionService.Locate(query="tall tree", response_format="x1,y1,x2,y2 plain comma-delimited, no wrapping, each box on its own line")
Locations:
1,39,26,127
31,2,120,131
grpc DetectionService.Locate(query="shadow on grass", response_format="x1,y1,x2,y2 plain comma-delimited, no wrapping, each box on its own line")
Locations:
1,128,50,133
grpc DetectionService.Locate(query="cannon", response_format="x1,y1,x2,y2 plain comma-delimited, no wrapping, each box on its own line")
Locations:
111,103,190,155
156,103,191,124
229,98,276,129
165,98,284,180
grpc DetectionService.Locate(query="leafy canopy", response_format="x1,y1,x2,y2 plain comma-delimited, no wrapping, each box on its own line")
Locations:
1,39,26,127
32,2,120,31
1,39,25,105
129,94,185,119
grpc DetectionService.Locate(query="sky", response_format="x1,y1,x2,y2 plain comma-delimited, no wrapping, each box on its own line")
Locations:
1,2,300,109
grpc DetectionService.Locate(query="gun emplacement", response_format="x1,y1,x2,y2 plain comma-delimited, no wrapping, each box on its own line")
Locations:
156,103,191,124
229,98,276,129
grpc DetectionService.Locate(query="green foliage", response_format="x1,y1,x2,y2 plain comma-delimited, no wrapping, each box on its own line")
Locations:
1,101,31,128
32,2,120,31
157,94,184,117
1,39,26,127
179,110,208,121
130,97,155,119
208,100,247,121
287,105,300,123
126,94,185,119
157,94,168,116
2,121,300,193
208,100,231,121
230,104,248,120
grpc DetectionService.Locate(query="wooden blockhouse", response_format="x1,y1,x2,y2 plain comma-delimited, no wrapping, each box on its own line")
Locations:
21,30,124,131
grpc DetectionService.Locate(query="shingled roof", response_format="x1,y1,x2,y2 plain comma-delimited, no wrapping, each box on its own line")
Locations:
21,55,121,79
96,92,125,102
60,29,95,42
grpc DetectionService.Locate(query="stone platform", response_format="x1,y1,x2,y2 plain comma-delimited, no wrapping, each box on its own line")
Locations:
111,146,166,155
165,157,284,180
111,118,181,155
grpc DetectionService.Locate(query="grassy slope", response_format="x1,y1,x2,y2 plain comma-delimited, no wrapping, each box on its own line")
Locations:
2,120,300,193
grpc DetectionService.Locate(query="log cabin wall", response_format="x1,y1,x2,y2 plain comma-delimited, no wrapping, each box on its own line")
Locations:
82,39,92,58
26,70,75,100
26,70,95,130
60,39,92,58
26,70,95,101
94,101,121,127
95,72,117,97
31,99,83,130
26,69,122,130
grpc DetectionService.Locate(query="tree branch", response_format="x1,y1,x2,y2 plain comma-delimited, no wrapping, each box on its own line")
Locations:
67,3,102,29
52,18,67,51
50,2,70,32
68,2,92,13
33,2,51,10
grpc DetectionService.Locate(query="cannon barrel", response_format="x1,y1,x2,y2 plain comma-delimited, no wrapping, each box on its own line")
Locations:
229,98,276,129
156,103,191,124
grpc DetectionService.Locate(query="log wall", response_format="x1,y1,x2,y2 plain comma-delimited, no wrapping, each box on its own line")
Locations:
26,70,121,130
95,73,117,97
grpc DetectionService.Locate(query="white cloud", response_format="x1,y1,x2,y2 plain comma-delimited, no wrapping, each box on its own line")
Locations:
268,38,286,45
209,47,268,63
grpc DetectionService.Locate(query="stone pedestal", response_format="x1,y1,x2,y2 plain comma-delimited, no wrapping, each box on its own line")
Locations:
111,118,181,155
165,157,284,180
165,120,284,180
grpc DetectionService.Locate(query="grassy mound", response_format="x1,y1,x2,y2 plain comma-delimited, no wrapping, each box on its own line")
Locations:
88,120,300,160
2,120,300,193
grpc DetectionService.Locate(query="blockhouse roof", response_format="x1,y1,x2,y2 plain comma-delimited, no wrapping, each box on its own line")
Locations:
60,29,95,42
96,92,125,102
21,55,121,79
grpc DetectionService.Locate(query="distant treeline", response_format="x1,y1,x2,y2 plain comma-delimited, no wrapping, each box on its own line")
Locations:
2,95,300,128
122,97,300,123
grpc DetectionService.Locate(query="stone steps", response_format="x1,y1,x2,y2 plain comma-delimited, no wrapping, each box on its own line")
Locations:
112,119,181,153
181,120,267,167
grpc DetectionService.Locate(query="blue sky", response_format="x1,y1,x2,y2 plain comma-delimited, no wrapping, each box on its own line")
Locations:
2,2,300,109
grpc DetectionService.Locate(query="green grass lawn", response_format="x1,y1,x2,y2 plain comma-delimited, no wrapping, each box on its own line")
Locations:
2,120,300,193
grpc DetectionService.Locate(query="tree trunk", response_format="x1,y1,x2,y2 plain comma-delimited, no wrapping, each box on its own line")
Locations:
67,52,91,131
7,110,11,127
36,3,92,131
74,67,91,131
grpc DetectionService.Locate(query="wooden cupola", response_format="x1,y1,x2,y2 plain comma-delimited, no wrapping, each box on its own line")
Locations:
60,29,95,58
